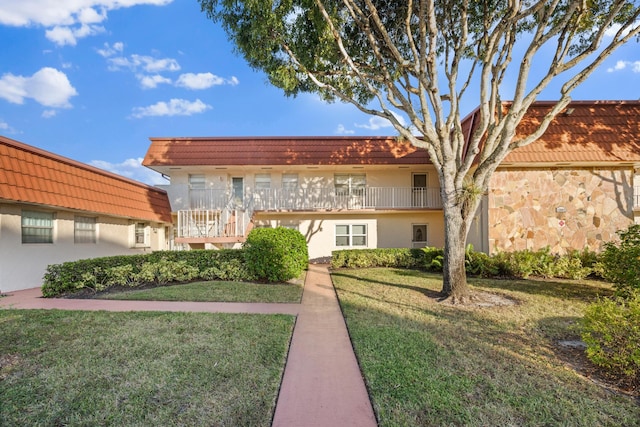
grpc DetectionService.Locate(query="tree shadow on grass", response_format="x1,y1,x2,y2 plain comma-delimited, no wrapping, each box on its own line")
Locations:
333,274,640,425
469,276,616,302
331,269,443,298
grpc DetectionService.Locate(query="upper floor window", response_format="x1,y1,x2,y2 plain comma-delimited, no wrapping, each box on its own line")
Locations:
189,174,205,189
255,174,271,190
22,210,54,244
75,216,97,244
282,174,298,191
335,174,366,196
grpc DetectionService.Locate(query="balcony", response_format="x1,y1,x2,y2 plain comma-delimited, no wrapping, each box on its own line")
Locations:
187,186,443,211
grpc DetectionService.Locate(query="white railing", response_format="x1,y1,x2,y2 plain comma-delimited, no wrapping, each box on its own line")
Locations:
188,187,442,211
635,186,640,208
176,208,250,239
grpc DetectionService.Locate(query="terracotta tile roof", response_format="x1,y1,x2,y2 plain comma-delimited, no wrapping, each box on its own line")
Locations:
465,100,640,165
143,136,429,168
0,136,172,223
144,101,640,171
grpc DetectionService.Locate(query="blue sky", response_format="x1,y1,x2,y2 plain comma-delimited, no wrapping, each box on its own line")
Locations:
0,1,639,185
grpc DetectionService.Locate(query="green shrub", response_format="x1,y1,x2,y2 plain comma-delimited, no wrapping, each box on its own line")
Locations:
244,227,308,282
201,258,250,281
553,252,591,280
331,248,425,269
104,265,138,287
600,224,640,296
135,260,199,285
42,250,252,297
582,292,640,380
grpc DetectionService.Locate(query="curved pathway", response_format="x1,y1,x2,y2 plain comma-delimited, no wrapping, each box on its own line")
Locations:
0,264,377,427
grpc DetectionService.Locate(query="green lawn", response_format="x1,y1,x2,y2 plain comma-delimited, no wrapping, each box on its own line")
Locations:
95,280,304,303
0,310,294,426
332,268,640,427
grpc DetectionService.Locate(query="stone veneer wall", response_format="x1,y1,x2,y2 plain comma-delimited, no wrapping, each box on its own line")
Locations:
488,167,635,254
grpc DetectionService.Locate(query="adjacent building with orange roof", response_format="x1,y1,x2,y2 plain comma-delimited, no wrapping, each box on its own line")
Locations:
143,100,640,260
0,136,172,292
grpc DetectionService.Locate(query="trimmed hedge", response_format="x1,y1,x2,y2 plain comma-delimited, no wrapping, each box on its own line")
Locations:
331,245,599,280
243,227,309,282
42,228,311,298
41,250,248,297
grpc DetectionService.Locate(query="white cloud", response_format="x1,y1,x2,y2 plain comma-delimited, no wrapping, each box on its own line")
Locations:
604,22,640,38
108,54,180,73
131,98,211,118
0,118,17,133
0,1,172,45
0,67,77,108
97,41,124,58
335,124,355,135
138,74,172,89
355,113,406,130
90,157,168,185
42,109,57,118
607,60,640,73
175,72,239,89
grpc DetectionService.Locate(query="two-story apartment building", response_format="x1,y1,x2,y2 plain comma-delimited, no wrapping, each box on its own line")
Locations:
143,136,480,261
143,101,640,260
0,136,173,292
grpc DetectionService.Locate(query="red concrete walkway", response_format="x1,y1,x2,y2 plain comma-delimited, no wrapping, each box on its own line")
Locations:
272,264,377,427
0,264,378,427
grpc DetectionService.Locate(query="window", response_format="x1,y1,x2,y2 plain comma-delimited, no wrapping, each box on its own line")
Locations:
335,224,367,247
189,174,205,189
335,174,366,196
255,174,271,190
282,174,298,191
134,222,148,246
22,211,54,244
412,224,428,248
75,216,96,244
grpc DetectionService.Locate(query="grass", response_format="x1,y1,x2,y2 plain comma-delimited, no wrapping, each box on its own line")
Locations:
332,268,640,427
0,309,294,426
94,280,304,303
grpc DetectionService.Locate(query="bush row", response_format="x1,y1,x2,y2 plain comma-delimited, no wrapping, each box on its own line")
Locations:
42,227,308,297
332,245,598,280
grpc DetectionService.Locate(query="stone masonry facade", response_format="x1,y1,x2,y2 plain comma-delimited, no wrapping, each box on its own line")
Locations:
488,167,637,254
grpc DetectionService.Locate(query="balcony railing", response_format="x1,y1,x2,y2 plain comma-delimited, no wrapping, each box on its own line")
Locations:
176,208,250,240
188,186,443,211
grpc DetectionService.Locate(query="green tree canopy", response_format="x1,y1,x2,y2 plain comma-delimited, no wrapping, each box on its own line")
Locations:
200,0,640,301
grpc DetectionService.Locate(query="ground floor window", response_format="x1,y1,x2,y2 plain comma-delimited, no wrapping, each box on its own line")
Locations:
412,224,428,248
335,224,367,247
74,216,96,243
134,222,149,247
22,210,54,244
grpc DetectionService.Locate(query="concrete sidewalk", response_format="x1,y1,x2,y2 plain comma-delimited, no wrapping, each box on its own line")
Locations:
0,286,300,314
272,264,377,427
0,265,377,426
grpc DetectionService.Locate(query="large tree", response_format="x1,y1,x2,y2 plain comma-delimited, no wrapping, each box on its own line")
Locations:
200,0,640,302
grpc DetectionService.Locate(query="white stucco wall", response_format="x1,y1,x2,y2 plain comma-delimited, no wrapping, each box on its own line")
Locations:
254,211,445,261
0,203,168,292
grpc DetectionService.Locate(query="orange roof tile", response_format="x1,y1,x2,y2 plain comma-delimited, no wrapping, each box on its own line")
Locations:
464,100,640,165
0,136,172,223
143,136,429,168
143,101,640,171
